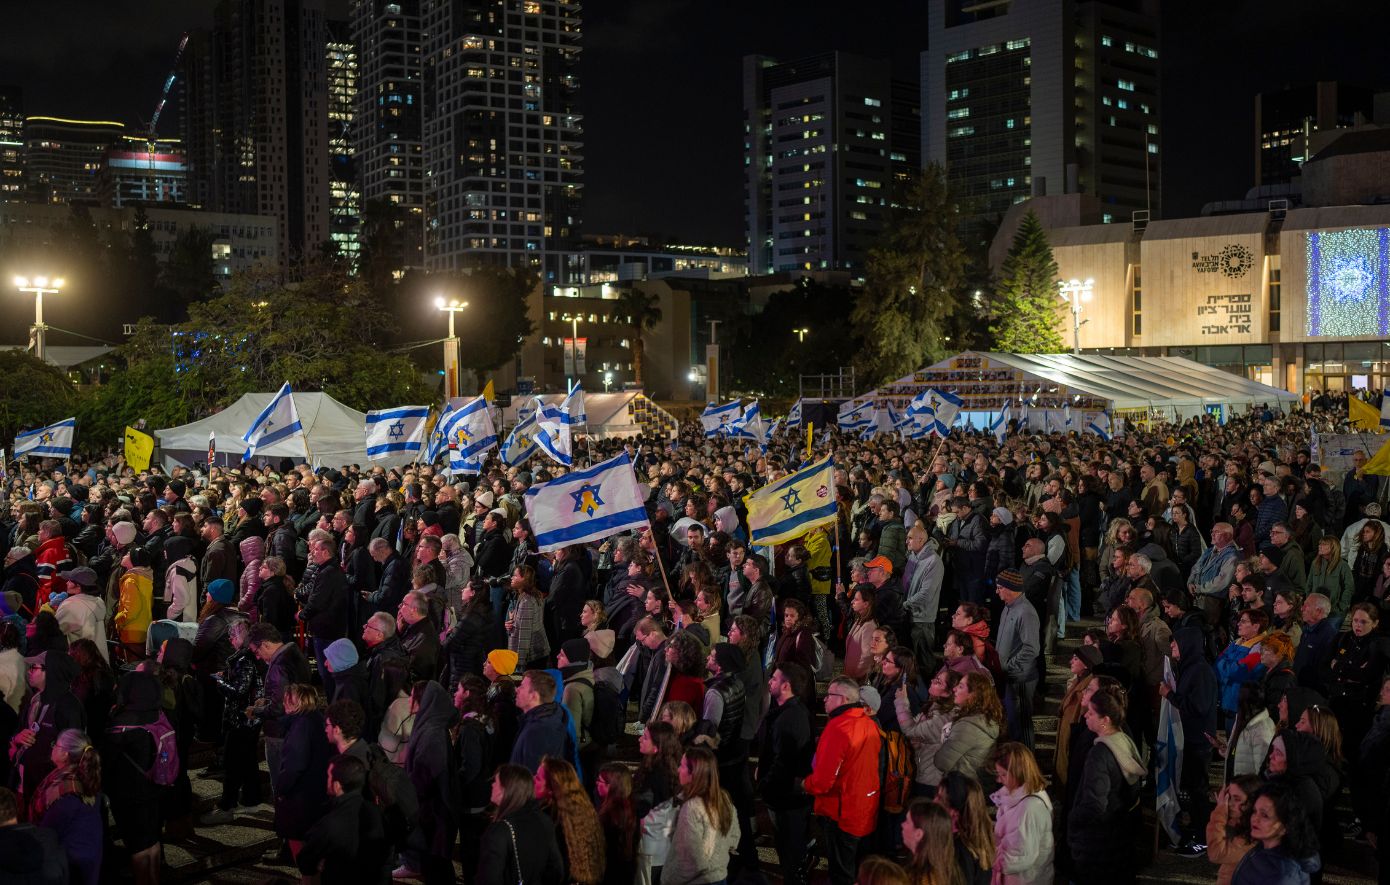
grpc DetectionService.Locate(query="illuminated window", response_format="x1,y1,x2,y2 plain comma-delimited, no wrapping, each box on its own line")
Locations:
1101,36,1112,46
1118,80,1135,91
948,108,970,119
1132,265,1142,336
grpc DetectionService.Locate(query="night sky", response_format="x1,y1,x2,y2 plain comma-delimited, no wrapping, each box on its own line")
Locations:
1,0,1387,249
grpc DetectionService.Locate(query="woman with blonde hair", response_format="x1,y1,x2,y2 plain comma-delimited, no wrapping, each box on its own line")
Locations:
476,764,564,885
693,586,722,642
663,747,740,885
535,756,606,885
31,728,103,885
933,771,994,885
1307,535,1353,621
988,743,1052,885
934,672,1005,780
900,798,964,885
896,667,961,795
506,564,550,669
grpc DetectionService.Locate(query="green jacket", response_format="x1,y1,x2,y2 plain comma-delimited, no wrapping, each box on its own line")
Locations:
1306,557,1354,618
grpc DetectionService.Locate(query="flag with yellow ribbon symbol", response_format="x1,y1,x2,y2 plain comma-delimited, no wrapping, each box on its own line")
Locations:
1349,395,1384,432
746,454,838,546
124,426,155,472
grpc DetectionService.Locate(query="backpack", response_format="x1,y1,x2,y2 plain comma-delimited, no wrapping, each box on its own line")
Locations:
588,679,624,746
812,634,835,682
366,744,421,851
876,725,915,814
109,710,180,785
63,542,87,568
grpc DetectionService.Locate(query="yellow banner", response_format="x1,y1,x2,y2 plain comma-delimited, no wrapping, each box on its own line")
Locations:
1349,395,1382,432
1366,437,1390,476
482,379,495,403
124,426,155,472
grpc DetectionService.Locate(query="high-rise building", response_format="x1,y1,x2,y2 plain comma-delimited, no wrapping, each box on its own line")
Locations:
1255,81,1375,188
419,0,584,283
98,135,188,207
326,18,362,262
0,86,22,198
351,0,424,268
920,0,1160,227
183,0,332,262
22,117,125,204
743,52,921,277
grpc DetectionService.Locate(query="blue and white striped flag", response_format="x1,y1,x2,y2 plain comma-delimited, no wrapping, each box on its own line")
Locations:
700,401,741,438
732,400,767,453
991,400,1013,445
767,417,783,439
438,395,497,474
1017,398,1030,431
1156,657,1185,846
365,406,430,459
524,451,650,552
501,411,543,465
1086,410,1112,441
1064,403,1074,434
838,402,874,431
15,417,75,459
534,397,573,466
242,382,303,461
425,406,450,464
861,407,892,441
561,386,586,426
927,389,963,436
786,398,803,429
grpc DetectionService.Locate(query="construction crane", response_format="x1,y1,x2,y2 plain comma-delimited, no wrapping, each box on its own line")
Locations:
145,32,190,181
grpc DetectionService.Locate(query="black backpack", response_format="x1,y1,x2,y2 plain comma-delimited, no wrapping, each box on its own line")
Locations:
365,744,421,851
588,680,624,747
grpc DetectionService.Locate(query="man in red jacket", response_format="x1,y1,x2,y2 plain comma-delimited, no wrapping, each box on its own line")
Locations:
798,676,881,885
32,520,68,606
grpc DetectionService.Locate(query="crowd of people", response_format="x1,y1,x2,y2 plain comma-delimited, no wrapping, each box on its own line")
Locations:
0,395,1381,885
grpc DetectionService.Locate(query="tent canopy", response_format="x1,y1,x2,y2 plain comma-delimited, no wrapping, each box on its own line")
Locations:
500,391,678,439
156,391,419,470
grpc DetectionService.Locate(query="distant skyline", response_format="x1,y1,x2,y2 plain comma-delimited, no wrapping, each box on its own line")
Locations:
1,0,1388,248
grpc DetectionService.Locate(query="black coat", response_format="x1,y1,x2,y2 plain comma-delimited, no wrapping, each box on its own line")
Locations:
1067,739,1142,885
191,608,248,675
456,713,497,810
405,682,460,855
296,791,392,885
984,522,1016,582
300,559,349,640
444,607,491,682
475,801,565,885
400,617,441,683
546,558,587,646
254,642,312,738
255,575,297,633
1266,729,1336,831
755,696,813,810
0,822,67,885
474,528,513,581
364,637,410,739
274,710,334,839
331,660,371,707
1170,627,1218,748
367,552,410,615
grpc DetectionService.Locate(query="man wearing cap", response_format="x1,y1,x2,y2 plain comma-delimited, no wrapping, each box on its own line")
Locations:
994,569,1040,750
229,497,268,551
558,638,597,784
1257,544,1294,606
53,567,108,662
858,555,904,637
47,497,80,540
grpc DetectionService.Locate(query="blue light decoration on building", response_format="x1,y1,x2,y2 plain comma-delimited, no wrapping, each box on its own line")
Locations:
1306,228,1390,337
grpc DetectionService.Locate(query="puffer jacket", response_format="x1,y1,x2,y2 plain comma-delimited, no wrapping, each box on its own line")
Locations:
1222,709,1276,779
984,522,1016,582
894,693,950,786
1229,845,1319,885
54,592,108,662
238,536,265,611
1067,735,1144,885
163,537,198,623
932,712,1000,779
802,704,881,838
561,663,595,751
443,606,491,685
991,785,1054,885
662,794,741,885
212,645,264,732
1215,634,1267,714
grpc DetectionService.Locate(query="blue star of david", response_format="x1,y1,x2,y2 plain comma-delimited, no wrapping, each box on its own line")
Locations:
570,482,606,517
388,421,405,440
780,487,802,514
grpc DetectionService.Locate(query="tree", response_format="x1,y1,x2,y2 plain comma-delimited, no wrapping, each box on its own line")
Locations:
615,288,662,386
851,162,968,385
989,209,1065,353
0,351,79,446
161,224,220,311
728,279,861,397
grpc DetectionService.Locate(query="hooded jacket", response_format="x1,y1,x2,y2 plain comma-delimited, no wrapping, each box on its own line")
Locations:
802,703,881,837
275,709,333,839
1170,625,1218,743
406,681,462,855
1229,845,1320,885
560,663,595,751
1267,729,1336,831
101,671,164,815
114,567,153,644
991,784,1054,885
33,536,68,606
15,651,85,798
236,535,265,611
1067,731,1144,885
53,591,108,662
1137,543,1184,595
162,536,198,623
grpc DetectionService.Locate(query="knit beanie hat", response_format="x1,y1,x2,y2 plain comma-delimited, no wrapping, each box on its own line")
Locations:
240,498,264,518
487,648,519,676
208,579,236,604
586,629,616,660
859,685,882,713
1074,645,1104,671
711,643,746,675
996,569,1023,593
111,522,138,546
324,638,358,672
993,507,1013,525
561,638,591,664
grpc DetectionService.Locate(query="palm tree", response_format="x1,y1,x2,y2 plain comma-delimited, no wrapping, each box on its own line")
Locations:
616,289,662,387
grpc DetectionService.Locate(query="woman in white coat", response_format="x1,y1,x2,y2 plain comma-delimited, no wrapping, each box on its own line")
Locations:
988,742,1054,885
1208,682,1277,780
52,568,109,662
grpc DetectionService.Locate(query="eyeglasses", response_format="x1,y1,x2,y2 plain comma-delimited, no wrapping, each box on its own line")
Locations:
27,665,44,671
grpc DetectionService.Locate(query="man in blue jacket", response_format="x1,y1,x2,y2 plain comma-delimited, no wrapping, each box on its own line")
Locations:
1161,625,1218,858
510,670,578,774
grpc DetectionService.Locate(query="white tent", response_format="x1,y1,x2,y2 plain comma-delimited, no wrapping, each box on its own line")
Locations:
847,350,1302,429
156,391,420,471
500,391,678,439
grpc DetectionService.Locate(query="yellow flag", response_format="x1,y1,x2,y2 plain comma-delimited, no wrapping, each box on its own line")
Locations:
1349,395,1382,432
806,423,813,461
482,379,495,403
1366,437,1390,476
124,426,155,472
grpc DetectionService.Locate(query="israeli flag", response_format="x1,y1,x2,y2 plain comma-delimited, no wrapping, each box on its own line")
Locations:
767,417,784,439
425,405,450,464
700,401,741,438
1380,388,1390,430
242,382,303,460
838,402,874,431
891,406,913,438
991,400,1013,445
365,406,429,459
524,451,650,552
561,386,586,426
786,399,803,429
1064,404,1074,433
819,428,833,446
907,392,934,439
437,395,497,474
501,411,543,465
733,401,768,453
927,388,963,434
15,417,75,459
1156,657,1185,846
1086,410,1113,441
1018,398,1030,431
534,397,573,466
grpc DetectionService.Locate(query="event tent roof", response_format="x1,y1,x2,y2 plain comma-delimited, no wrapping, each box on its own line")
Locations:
500,391,678,439
156,391,419,470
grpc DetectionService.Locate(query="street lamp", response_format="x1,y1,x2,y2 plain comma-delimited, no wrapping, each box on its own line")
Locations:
1057,278,1094,356
14,276,63,363
436,298,467,397
794,327,810,342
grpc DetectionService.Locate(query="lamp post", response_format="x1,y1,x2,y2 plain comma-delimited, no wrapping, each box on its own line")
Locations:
794,327,810,342
14,276,63,364
436,298,467,397
1057,278,1094,356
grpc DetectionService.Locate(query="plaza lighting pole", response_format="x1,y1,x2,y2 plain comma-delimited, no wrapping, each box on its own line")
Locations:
1057,278,1094,356
436,298,467,397
13,276,64,364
